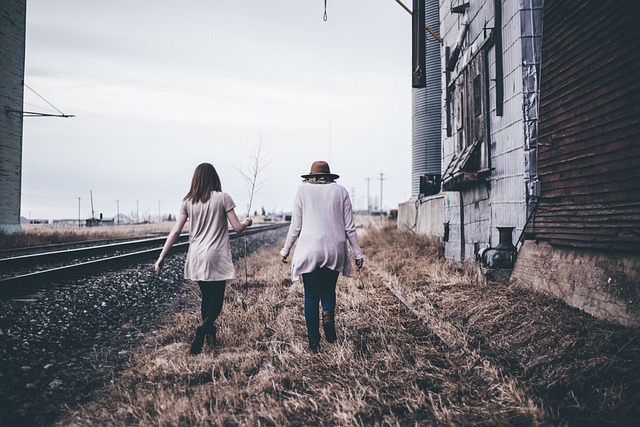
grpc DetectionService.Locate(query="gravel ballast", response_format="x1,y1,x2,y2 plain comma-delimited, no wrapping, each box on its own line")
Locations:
0,228,287,426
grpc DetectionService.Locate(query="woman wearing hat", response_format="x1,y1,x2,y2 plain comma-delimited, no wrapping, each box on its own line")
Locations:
281,160,364,352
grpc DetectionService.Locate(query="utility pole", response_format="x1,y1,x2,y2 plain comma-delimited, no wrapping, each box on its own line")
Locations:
365,177,371,214
90,190,95,219
77,197,81,227
158,200,161,222
136,200,139,223
116,200,120,225
378,173,386,212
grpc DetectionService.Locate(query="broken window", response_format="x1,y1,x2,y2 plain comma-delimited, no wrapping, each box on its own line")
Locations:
442,51,490,190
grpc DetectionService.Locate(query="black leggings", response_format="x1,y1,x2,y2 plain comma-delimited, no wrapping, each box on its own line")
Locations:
198,281,226,329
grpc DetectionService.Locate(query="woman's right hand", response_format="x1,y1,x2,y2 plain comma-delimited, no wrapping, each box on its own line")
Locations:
154,258,164,274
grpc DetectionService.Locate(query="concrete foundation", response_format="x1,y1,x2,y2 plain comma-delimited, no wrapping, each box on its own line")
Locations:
510,241,640,327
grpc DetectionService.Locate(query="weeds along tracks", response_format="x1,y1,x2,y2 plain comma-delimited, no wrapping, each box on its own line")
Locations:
0,224,289,297
361,262,549,424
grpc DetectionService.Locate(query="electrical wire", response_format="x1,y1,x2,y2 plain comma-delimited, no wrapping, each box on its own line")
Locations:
24,84,66,116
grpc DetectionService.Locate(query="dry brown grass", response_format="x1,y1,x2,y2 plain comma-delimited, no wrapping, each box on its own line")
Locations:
361,225,640,426
54,225,639,426
0,222,180,250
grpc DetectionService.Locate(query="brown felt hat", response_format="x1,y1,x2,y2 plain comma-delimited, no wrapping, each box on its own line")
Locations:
301,160,340,180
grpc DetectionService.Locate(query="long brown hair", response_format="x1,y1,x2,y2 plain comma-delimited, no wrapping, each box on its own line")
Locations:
184,163,222,203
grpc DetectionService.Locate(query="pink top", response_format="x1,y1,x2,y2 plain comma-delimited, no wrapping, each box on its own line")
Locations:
180,192,237,281
280,182,363,282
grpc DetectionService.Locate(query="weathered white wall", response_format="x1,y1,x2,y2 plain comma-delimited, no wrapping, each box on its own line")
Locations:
0,0,27,233
440,0,541,262
398,194,444,237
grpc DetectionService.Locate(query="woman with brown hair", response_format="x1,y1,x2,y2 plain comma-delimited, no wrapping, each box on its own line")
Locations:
280,160,364,353
155,162,252,355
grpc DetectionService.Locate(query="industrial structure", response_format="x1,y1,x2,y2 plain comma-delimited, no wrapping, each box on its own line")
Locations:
0,0,27,233
510,0,640,326
399,0,640,326
3,0,639,325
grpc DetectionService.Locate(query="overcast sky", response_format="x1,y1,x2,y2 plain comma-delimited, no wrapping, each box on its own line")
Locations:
21,1,413,221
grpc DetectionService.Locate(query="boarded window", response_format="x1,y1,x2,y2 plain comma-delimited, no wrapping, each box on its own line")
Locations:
473,75,482,117
443,52,490,189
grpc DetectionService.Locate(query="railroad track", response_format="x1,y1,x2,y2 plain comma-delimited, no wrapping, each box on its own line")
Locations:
0,223,289,295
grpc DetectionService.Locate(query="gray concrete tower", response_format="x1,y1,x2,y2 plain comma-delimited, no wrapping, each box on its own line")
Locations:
0,0,27,233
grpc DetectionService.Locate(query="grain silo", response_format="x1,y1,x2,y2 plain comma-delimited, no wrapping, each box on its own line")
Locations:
411,0,441,196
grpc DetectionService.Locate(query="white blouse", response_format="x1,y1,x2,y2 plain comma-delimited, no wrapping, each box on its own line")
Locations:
181,192,237,281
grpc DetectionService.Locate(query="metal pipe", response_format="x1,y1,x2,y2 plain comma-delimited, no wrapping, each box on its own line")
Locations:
446,9,469,72
493,0,504,116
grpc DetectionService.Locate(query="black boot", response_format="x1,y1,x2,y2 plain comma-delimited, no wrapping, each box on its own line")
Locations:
205,325,217,347
308,337,321,353
190,325,208,355
322,309,336,343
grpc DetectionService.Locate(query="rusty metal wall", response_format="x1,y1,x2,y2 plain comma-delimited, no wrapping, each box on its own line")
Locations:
531,0,640,251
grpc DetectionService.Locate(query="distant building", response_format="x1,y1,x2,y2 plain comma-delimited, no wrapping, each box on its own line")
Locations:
114,213,134,224
86,214,115,227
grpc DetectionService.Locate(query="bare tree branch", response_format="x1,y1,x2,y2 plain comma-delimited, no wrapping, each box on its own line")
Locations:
236,135,270,310
236,136,269,217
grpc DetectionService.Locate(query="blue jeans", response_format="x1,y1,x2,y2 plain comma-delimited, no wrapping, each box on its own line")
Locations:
302,268,339,341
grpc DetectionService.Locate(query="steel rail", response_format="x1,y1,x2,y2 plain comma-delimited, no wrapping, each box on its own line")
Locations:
0,233,168,257
0,223,289,295
0,234,190,269
0,223,288,269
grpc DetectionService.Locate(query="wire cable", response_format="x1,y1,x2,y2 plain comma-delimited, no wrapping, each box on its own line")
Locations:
24,84,66,116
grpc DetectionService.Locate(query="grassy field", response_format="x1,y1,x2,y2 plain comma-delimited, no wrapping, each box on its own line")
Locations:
43,222,639,426
0,222,178,250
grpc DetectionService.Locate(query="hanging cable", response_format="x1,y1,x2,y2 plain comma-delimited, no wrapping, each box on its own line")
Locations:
323,0,328,21
25,84,65,116
12,84,75,118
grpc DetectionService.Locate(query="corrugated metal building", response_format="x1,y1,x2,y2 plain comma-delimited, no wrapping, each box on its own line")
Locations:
511,0,640,326
527,0,640,251
399,0,639,325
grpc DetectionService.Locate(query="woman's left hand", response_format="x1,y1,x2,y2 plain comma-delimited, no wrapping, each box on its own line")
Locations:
355,258,364,270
